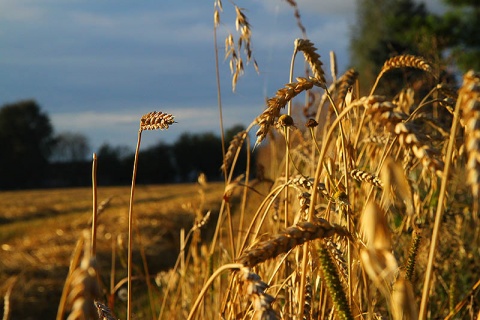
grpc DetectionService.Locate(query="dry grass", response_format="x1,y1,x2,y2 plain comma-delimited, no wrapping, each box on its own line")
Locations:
0,183,224,319
2,4,480,320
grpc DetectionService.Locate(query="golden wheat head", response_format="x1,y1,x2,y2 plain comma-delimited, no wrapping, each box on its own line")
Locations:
381,54,433,75
295,38,327,84
237,218,351,268
140,111,176,131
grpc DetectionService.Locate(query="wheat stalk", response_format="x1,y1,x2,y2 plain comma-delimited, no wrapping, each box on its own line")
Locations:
127,111,176,319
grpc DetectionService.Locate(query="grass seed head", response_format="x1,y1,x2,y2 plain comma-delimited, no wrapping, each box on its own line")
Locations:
381,54,433,75
295,38,326,84
140,111,176,131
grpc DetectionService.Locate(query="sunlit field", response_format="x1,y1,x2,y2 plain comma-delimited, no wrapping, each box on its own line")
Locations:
0,183,225,319
1,2,480,320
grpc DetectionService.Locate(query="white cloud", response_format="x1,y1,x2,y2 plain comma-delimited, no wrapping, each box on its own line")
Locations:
0,1,47,22
256,0,355,16
50,104,261,150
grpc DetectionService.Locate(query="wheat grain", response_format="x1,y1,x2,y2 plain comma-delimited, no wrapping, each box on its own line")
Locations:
140,111,176,131
238,267,279,320
295,39,326,84
350,169,383,188
380,54,432,74
221,130,247,173
237,218,350,268
394,122,444,175
66,231,101,320
459,71,480,202
337,68,358,105
255,77,323,147
303,276,312,320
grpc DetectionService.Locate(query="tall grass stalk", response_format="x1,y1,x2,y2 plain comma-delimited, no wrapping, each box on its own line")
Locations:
418,71,462,320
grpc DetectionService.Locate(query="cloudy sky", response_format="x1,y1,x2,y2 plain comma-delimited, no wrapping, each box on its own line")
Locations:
0,0,445,152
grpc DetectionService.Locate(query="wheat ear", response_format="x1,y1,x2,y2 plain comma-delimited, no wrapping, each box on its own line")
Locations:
350,169,383,188
65,231,101,320
459,71,480,217
255,77,323,147
295,38,326,84
221,130,247,173
236,218,351,268
370,55,433,95
238,267,279,319
337,68,358,105
140,111,175,130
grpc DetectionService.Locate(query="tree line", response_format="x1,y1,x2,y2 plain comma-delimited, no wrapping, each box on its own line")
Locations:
0,100,249,190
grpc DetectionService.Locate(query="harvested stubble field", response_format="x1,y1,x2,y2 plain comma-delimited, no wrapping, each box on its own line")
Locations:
0,183,225,319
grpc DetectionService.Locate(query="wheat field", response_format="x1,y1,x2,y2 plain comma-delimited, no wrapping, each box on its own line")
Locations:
2,3,480,320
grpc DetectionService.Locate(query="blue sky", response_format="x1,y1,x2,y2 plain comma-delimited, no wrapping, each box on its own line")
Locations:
0,0,445,152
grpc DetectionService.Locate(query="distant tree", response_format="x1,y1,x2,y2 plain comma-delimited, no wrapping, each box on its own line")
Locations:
136,141,176,184
349,0,434,94
350,0,479,95
0,100,54,189
173,132,223,182
96,143,133,185
435,0,480,72
51,132,91,162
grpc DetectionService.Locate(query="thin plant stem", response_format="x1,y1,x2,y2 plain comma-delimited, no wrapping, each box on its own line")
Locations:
187,263,244,320
134,215,156,319
285,46,298,228
418,80,462,320
127,129,143,320
214,14,227,181
91,153,98,256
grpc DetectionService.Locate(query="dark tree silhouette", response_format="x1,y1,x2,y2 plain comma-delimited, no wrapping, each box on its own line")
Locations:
96,143,133,185
51,131,91,162
350,0,432,94
136,142,176,184
173,132,223,182
0,100,55,189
